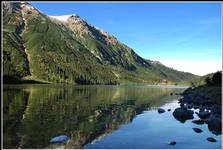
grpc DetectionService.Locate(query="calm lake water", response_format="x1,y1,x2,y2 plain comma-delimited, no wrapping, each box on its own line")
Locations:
3,84,222,149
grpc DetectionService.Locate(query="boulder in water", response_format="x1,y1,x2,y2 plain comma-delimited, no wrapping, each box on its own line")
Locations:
173,107,194,123
50,135,69,143
207,137,217,142
158,108,165,114
192,128,203,133
169,141,176,145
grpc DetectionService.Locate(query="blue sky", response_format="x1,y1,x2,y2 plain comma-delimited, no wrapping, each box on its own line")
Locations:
31,2,222,75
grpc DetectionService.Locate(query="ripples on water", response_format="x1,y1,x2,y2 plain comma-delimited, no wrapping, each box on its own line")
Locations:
3,84,221,149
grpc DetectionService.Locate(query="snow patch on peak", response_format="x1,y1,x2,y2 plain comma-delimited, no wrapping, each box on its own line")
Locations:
50,14,76,22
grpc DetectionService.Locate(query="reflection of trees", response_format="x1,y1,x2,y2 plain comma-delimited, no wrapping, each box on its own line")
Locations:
3,87,30,148
3,85,182,148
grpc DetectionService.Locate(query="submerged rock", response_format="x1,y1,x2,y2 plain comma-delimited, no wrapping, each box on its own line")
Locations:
50,135,69,143
167,109,171,111
169,141,176,145
192,128,203,133
158,108,165,114
192,119,204,125
207,137,217,142
173,107,194,123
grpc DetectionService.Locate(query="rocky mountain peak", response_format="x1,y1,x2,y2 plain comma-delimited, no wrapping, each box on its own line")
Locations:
146,59,163,65
49,13,113,43
3,1,41,17
3,1,13,12
67,14,86,24
3,1,23,13
69,14,80,19
20,2,41,16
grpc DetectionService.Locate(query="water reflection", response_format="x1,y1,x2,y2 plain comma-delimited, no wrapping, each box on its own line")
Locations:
3,84,182,149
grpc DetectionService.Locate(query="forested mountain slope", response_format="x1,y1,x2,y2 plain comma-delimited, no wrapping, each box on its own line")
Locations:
3,2,198,84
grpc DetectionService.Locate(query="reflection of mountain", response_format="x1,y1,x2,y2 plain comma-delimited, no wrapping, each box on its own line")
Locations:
3,86,30,148
3,85,182,148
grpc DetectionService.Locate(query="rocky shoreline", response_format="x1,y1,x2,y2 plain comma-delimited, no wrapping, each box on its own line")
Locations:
172,89,222,135
157,89,222,145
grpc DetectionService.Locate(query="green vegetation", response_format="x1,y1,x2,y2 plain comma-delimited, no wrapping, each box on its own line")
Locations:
3,5,30,79
188,73,214,87
3,2,198,85
148,62,198,83
205,71,221,86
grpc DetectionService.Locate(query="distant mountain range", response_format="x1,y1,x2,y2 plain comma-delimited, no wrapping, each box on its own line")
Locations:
3,2,198,84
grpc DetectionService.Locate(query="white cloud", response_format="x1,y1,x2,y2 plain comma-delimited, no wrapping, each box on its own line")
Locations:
159,59,222,76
